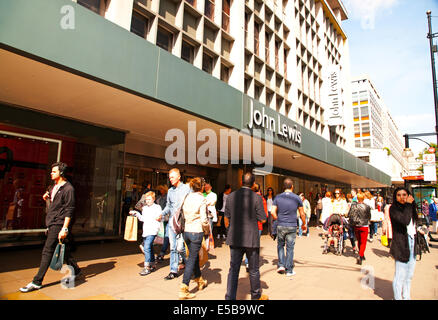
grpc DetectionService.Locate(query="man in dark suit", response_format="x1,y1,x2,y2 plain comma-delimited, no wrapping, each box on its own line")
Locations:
224,172,268,300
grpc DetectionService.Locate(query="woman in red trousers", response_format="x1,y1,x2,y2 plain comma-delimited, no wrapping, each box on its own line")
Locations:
347,192,371,265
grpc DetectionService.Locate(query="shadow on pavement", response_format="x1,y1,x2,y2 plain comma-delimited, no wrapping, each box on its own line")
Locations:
201,261,222,285
0,240,139,273
372,276,394,300
372,248,391,258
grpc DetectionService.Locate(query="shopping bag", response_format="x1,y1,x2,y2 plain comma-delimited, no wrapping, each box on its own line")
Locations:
370,209,384,222
381,234,388,247
199,237,209,268
206,232,215,252
50,241,65,271
154,236,164,245
124,216,138,241
157,222,165,238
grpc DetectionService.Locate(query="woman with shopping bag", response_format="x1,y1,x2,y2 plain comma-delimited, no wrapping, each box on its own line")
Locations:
178,177,210,299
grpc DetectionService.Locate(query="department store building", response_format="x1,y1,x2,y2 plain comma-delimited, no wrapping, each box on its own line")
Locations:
0,0,390,246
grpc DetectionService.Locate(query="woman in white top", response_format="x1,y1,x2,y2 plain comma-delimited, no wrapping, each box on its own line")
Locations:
179,177,209,299
320,191,333,226
130,191,162,276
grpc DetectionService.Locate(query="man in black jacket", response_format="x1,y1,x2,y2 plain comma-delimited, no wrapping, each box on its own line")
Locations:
224,172,268,300
20,162,81,293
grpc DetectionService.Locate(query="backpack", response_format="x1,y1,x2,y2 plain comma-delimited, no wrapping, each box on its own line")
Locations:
171,194,188,234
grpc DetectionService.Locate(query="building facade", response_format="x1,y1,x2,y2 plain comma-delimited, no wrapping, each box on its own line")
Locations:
351,76,408,186
0,0,390,247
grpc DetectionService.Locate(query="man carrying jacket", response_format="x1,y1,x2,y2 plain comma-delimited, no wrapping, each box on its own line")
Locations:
20,162,81,292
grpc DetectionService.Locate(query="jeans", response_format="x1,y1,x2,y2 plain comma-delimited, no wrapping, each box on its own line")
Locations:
369,222,378,238
143,235,156,265
245,230,262,265
298,217,309,236
277,226,297,273
33,225,80,286
393,235,416,300
225,246,261,300
159,221,169,256
168,223,186,273
182,232,203,285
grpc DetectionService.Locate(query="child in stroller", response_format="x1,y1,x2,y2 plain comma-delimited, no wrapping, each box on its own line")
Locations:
322,213,345,255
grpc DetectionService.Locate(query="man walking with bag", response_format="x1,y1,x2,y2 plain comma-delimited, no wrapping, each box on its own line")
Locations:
224,172,268,300
20,162,81,293
161,168,191,280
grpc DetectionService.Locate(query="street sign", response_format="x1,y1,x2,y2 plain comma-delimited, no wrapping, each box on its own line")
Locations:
423,153,436,165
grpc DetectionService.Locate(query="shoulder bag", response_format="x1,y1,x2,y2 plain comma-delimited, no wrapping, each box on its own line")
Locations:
50,240,65,271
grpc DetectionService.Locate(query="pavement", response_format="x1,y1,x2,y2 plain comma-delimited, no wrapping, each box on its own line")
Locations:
1,226,437,300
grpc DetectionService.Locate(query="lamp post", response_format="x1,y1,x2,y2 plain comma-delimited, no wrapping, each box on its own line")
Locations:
427,10,438,145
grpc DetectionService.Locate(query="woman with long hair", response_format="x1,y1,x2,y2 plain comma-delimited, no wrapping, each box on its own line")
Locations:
179,177,210,299
389,187,418,300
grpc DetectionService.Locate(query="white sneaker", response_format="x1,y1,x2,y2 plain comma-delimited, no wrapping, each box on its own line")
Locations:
286,271,296,277
19,282,42,293
277,266,286,274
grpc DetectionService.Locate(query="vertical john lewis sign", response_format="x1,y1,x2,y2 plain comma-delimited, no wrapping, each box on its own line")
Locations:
325,64,343,126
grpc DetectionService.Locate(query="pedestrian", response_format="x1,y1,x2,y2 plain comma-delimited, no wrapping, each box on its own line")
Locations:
389,187,418,300
320,191,333,226
129,191,162,276
422,199,430,227
265,187,276,237
347,192,371,265
271,178,306,276
298,193,311,237
429,198,438,234
244,182,268,272
345,193,357,252
155,185,169,261
20,162,81,293
161,168,191,280
332,189,348,216
364,191,377,242
382,197,393,248
315,193,323,228
215,184,231,240
179,177,210,299
224,172,268,300
351,189,358,202
204,182,218,233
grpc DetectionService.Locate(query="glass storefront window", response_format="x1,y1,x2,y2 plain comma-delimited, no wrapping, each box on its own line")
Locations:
0,119,125,246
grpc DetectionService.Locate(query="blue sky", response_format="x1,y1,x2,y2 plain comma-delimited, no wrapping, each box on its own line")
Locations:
343,0,438,155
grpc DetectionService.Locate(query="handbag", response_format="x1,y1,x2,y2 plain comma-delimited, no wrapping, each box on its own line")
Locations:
171,194,189,234
50,241,65,271
380,234,388,247
124,215,138,241
198,237,209,268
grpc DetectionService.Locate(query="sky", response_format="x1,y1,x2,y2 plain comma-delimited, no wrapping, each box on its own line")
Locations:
342,0,438,156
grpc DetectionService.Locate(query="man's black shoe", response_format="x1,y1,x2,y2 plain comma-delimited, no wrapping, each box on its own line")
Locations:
164,272,178,280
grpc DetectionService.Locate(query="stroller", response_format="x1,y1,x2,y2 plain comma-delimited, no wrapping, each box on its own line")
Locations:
322,213,345,255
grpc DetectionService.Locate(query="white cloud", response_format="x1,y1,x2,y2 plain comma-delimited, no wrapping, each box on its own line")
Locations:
344,0,399,29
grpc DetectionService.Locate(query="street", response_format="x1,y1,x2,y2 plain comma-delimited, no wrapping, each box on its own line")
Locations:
0,227,437,300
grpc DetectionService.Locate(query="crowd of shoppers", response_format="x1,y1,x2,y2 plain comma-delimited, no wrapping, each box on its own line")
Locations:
19,162,437,301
